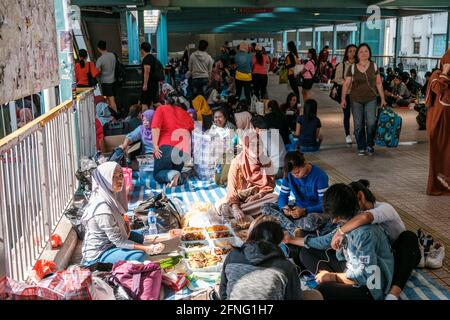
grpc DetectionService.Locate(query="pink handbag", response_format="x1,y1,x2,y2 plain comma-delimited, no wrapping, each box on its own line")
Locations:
111,261,162,300
122,167,133,193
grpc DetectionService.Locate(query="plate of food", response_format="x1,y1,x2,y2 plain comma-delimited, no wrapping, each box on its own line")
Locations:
180,240,211,254
181,232,206,242
208,231,234,239
213,246,233,256
186,252,223,272
183,226,204,233
234,229,249,241
230,216,254,230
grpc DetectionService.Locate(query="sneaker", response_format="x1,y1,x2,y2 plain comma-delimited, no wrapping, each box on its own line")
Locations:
367,147,374,156
345,135,352,144
358,150,366,156
425,243,445,269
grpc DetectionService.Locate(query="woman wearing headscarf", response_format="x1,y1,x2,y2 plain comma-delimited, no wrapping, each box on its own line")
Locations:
120,109,154,155
218,118,277,221
81,162,164,266
234,110,253,130
424,49,450,196
17,108,33,128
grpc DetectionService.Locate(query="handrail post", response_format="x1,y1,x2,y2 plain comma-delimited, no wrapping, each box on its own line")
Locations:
36,127,52,241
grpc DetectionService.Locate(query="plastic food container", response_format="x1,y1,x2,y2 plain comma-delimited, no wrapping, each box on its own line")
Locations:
180,240,211,254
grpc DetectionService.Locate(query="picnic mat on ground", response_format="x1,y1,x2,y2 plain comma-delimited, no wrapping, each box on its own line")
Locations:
129,172,450,300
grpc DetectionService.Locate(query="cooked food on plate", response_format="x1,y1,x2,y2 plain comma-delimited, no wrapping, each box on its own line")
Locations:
206,225,230,233
209,231,233,239
187,252,222,269
181,232,205,241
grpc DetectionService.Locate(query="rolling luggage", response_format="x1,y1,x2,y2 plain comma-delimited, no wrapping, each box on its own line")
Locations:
375,107,402,148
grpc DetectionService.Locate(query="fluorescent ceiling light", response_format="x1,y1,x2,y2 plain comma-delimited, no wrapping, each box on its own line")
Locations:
314,13,320,16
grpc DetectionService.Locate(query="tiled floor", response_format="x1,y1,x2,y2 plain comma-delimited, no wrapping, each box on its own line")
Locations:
268,75,450,290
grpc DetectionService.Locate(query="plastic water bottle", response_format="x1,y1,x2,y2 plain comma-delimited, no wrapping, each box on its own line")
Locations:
147,209,158,235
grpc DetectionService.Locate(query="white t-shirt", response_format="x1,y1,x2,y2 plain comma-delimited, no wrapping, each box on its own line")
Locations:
369,202,406,243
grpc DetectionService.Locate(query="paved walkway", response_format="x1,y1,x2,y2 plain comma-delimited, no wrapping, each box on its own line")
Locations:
267,75,450,290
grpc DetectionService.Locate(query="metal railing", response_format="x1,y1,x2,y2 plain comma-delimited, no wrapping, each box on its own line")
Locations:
0,89,95,282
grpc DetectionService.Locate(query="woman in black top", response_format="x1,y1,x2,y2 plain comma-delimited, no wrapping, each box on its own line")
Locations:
285,41,300,100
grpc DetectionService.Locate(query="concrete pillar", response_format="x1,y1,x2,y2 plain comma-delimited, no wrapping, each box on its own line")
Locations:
358,21,364,45
282,31,288,52
138,10,145,44
312,27,316,50
54,0,74,103
296,29,300,51
127,11,140,64
157,11,168,66
332,24,337,56
446,10,450,51
394,17,402,67
351,30,356,45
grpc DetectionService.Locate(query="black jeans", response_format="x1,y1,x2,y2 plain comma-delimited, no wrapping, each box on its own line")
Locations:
288,74,299,99
235,79,251,104
392,230,421,290
317,282,373,300
252,74,268,100
343,94,351,136
299,247,347,274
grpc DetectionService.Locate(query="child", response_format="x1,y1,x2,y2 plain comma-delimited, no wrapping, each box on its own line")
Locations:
295,99,322,153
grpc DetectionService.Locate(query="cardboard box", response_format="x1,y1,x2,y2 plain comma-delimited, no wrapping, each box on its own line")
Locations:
103,135,126,154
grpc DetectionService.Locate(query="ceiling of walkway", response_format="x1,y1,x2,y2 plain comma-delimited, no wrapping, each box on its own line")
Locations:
72,0,450,33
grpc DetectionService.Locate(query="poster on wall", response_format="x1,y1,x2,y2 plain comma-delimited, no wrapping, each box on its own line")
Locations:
0,0,60,105
59,31,73,53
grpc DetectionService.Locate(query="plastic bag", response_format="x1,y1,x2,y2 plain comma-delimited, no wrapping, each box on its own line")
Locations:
92,277,116,300
31,260,57,281
51,234,62,249
122,167,133,193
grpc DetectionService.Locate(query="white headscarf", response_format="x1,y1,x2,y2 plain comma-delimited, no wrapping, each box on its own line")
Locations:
82,162,128,221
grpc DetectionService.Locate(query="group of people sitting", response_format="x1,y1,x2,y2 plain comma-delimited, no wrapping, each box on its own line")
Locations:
80,150,421,301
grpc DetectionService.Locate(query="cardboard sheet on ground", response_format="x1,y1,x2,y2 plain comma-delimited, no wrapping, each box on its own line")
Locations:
144,234,182,261
103,135,126,153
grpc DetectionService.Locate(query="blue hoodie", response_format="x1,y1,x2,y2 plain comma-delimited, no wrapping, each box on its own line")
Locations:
304,224,394,300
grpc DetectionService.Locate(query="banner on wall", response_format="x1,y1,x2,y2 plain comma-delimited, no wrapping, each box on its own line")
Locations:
0,0,59,105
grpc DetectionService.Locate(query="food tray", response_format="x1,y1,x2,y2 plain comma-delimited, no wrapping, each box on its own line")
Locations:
179,240,211,254
181,230,207,242
206,225,231,233
183,253,223,273
212,237,243,248
208,231,234,239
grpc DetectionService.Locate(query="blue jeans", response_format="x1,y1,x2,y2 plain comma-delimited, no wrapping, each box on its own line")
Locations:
192,77,209,98
351,99,378,151
92,231,147,265
153,145,185,184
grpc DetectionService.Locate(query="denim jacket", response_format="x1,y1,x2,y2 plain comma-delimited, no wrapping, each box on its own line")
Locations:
305,224,394,300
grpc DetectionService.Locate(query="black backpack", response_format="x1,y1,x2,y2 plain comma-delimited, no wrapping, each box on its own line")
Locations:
133,192,182,233
151,56,165,82
114,53,126,84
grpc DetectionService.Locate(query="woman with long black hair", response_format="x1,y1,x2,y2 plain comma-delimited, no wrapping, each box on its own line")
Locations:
332,44,357,144
300,49,318,103
75,49,99,88
285,41,300,99
252,45,270,99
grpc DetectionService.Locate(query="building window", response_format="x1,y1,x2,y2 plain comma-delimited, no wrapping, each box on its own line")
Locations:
413,38,420,55
433,34,446,57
